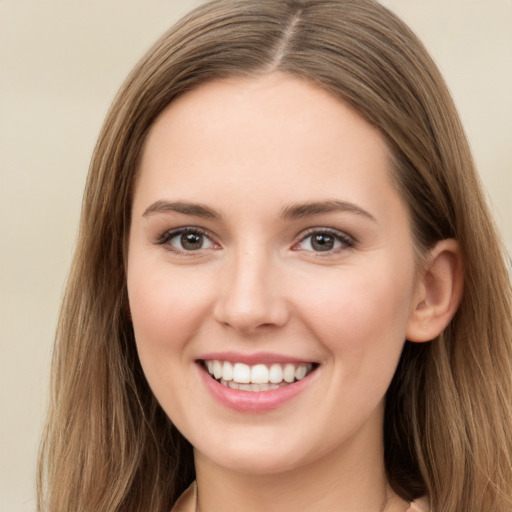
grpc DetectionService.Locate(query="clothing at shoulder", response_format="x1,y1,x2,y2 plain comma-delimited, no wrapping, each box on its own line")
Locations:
170,482,431,512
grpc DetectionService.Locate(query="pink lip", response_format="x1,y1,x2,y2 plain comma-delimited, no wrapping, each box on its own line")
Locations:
198,351,316,365
197,362,318,413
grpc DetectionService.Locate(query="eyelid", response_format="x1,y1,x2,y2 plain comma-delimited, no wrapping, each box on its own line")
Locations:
155,226,220,253
292,227,356,252
154,225,355,255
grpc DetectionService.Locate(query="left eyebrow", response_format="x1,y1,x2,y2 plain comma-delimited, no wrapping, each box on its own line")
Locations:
281,200,376,222
142,200,222,219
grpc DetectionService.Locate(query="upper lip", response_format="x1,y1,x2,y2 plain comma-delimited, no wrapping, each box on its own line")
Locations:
197,351,318,365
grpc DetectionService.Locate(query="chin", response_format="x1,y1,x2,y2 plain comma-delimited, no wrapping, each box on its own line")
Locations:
192,427,332,477
204,449,308,476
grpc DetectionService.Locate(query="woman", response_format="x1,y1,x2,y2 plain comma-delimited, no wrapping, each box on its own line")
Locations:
37,1,512,511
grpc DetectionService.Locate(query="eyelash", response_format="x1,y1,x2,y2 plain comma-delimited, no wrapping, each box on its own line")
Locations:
156,227,218,254
293,228,356,254
155,227,356,255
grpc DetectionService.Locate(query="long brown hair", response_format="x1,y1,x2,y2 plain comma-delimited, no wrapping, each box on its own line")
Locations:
38,1,512,511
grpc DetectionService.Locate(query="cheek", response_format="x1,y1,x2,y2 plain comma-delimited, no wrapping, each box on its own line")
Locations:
290,264,415,434
294,263,415,356
126,261,219,420
127,261,215,363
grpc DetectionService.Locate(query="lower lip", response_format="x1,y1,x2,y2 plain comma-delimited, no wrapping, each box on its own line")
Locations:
198,365,317,412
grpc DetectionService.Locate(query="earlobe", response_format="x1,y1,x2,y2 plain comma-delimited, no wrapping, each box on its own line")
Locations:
406,239,464,343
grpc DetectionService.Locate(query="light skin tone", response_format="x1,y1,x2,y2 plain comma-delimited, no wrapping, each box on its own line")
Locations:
127,73,463,512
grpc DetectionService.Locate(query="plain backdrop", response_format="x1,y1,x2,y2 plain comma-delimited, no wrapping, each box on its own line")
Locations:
1,1,511,511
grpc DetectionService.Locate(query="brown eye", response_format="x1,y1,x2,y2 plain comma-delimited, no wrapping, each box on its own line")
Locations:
180,232,205,250
295,229,354,253
161,228,216,252
311,233,335,251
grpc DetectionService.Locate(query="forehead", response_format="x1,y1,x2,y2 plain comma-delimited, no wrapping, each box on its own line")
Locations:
135,73,401,224
144,73,389,161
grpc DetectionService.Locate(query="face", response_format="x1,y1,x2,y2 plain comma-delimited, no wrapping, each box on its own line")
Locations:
127,74,421,476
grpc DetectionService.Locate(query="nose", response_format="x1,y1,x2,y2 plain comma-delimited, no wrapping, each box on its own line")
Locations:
213,248,290,334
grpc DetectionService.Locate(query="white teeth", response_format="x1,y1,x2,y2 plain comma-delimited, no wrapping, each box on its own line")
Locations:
213,360,223,379
295,365,307,380
283,364,295,383
269,363,283,383
222,361,233,381
233,363,251,383
251,364,269,384
220,379,281,392
205,360,314,386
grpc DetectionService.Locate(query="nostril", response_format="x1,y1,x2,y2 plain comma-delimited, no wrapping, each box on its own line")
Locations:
212,262,290,331
213,296,290,333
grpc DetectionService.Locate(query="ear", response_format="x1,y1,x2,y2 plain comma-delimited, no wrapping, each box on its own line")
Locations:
406,239,464,343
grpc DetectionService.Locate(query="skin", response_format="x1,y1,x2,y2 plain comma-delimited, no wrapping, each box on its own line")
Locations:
127,73,442,511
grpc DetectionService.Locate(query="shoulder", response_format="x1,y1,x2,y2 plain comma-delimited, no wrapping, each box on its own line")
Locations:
406,496,430,512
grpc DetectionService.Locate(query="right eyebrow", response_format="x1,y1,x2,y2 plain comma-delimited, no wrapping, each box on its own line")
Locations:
280,199,376,223
142,200,222,219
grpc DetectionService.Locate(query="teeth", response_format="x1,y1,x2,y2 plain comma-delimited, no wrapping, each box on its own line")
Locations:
295,365,307,380
251,364,269,384
205,360,314,386
222,361,233,381
220,379,282,392
283,364,295,383
213,360,223,380
233,363,251,383
269,363,283,383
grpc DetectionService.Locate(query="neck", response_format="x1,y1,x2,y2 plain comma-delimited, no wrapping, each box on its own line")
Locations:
194,417,406,512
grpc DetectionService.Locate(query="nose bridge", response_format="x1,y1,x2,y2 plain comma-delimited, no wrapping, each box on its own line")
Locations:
214,243,288,332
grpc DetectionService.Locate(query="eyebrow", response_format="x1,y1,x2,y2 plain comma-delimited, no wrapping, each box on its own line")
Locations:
281,200,376,222
142,199,376,222
142,200,221,219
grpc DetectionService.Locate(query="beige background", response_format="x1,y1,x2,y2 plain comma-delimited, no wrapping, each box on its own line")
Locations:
1,1,510,510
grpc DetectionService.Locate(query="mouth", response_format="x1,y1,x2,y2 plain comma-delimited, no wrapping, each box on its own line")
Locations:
201,359,318,392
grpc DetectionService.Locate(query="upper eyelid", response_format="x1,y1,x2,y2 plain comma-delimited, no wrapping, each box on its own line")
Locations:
156,226,216,245
296,226,355,243
291,228,356,255
155,225,355,249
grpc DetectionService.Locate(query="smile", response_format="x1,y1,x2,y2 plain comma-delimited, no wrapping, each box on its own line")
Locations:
204,360,316,392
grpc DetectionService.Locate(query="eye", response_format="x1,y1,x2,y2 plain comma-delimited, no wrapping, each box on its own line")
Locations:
294,229,354,253
157,227,217,252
